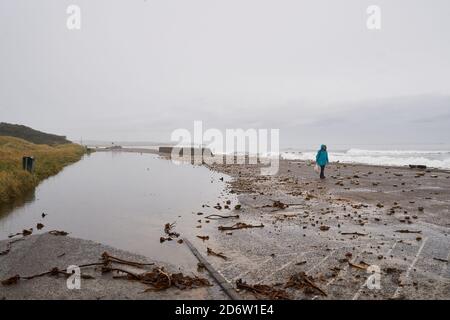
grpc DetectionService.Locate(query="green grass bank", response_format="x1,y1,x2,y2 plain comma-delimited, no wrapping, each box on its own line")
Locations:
0,136,86,206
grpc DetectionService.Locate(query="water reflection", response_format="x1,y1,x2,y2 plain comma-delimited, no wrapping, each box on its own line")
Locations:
0,190,36,219
0,152,236,265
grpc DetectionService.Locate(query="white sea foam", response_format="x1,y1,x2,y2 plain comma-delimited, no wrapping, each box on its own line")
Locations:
281,149,450,169
345,148,450,156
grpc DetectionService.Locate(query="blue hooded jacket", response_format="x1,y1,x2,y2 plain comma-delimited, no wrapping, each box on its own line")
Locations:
316,144,329,166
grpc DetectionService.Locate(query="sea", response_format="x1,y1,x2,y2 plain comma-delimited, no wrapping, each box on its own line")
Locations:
281,144,450,170
90,143,450,170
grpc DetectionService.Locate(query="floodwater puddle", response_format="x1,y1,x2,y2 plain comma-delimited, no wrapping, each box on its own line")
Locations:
0,152,237,266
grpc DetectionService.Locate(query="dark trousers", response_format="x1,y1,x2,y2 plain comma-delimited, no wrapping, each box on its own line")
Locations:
320,165,325,179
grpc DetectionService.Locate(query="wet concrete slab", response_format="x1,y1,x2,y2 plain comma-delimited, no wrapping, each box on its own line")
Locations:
204,159,450,299
0,233,229,300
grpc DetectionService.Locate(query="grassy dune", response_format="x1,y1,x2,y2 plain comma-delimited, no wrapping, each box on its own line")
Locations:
0,136,86,206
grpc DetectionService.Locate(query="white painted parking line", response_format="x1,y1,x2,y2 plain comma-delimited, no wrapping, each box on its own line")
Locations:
352,240,399,300
230,251,313,283
306,250,336,274
259,251,314,283
392,237,428,299
231,257,273,282
310,244,373,300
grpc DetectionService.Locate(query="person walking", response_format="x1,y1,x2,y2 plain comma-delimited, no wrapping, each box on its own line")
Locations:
316,144,329,179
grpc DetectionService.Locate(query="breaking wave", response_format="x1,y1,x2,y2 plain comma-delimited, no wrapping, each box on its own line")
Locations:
282,149,450,169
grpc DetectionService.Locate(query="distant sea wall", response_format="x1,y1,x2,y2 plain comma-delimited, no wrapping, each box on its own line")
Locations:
159,146,213,157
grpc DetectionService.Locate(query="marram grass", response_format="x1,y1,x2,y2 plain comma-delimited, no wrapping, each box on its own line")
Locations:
0,136,86,206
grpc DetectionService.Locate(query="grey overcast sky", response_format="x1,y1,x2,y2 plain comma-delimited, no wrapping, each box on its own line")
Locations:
1,0,449,147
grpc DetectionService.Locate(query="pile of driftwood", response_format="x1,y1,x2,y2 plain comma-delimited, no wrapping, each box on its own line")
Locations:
236,271,327,300
160,222,182,243
1,251,211,292
285,272,327,297
0,252,150,286
113,267,211,291
236,279,290,300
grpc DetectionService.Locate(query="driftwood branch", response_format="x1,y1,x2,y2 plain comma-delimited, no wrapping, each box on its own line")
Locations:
207,247,228,260
218,222,264,231
395,229,422,234
205,214,239,220
341,232,367,236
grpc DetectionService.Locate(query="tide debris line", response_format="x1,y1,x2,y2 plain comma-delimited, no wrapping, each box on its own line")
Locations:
1,251,208,292
218,222,264,231
1,267,95,286
101,253,210,291
236,279,291,300
205,214,240,220
109,266,212,292
1,252,153,286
